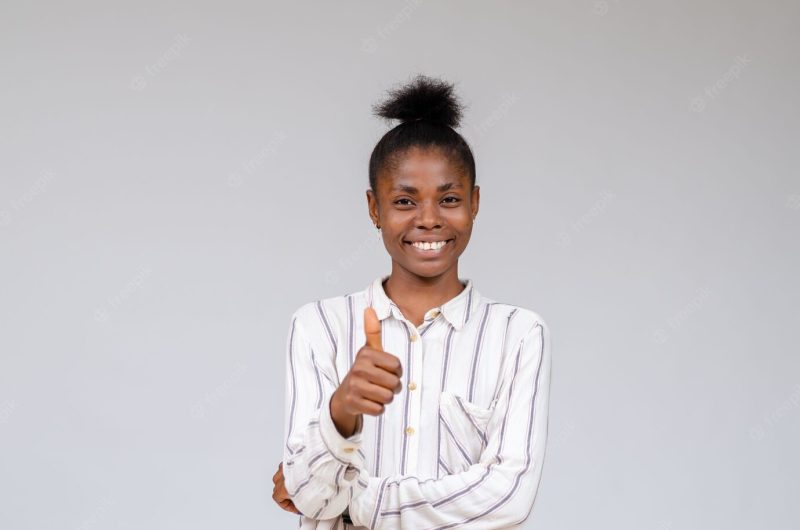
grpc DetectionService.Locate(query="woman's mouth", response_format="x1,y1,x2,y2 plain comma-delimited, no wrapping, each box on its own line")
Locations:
405,239,454,254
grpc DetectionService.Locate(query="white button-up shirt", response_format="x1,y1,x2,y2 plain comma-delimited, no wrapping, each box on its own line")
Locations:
282,274,551,529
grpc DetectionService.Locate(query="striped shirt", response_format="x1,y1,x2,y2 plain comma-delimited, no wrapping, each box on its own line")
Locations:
282,274,551,529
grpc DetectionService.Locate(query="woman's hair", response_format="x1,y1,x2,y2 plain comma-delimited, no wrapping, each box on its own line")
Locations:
368,74,476,192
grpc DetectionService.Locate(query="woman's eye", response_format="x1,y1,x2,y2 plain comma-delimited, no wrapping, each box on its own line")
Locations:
442,196,460,204
394,198,414,206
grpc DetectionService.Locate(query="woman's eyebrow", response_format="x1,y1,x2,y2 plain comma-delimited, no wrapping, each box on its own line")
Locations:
393,182,463,193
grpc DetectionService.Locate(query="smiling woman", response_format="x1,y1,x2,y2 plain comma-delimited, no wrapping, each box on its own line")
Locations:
368,144,477,298
275,74,552,530
366,76,479,318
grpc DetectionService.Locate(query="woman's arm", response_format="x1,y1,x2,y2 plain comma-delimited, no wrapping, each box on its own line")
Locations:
281,308,365,520
348,319,551,529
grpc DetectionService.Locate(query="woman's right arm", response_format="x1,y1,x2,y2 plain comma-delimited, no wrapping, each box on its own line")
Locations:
281,307,366,520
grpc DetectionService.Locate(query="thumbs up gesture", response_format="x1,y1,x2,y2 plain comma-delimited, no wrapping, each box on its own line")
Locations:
329,307,403,437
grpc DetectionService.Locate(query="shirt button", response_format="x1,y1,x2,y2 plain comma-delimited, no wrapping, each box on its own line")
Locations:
408,382,417,391
343,447,355,453
410,333,418,342
405,427,415,435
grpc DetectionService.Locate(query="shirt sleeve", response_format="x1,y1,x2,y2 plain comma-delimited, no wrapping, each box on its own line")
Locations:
348,318,551,529
281,310,367,520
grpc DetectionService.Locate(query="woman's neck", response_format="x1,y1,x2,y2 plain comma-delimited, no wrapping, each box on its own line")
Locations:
383,266,465,327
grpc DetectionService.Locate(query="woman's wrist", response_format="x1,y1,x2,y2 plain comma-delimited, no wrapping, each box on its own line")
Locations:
329,389,360,438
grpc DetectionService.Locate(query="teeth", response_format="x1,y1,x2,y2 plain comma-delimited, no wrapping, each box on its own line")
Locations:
412,240,447,251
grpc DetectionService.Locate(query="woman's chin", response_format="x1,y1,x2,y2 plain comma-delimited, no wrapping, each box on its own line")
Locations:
400,260,455,278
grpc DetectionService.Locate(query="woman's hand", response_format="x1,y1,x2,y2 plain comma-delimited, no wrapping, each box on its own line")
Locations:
329,307,403,437
272,462,300,515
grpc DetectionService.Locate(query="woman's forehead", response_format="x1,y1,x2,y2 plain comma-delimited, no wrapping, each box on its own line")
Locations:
379,149,469,191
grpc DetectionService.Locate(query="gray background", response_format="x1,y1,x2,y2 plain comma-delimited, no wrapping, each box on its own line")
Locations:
1,1,798,529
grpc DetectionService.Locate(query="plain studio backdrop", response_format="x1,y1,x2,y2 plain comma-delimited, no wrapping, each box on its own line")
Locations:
1,1,798,529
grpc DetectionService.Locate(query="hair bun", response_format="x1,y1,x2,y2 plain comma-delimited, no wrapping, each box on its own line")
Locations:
372,74,464,128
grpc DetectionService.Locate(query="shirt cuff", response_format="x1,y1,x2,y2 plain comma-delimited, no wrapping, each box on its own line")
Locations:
318,396,363,465
348,475,385,528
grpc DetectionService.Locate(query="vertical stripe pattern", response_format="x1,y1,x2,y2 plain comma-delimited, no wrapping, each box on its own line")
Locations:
283,275,551,529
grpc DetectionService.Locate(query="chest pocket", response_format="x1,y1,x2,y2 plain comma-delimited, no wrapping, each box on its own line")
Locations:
438,391,496,475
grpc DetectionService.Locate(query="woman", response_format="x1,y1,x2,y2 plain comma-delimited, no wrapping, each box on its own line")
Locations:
273,75,551,529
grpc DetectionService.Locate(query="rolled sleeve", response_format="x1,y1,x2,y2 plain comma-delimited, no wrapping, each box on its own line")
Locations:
282,308,366,520
319,398,364,464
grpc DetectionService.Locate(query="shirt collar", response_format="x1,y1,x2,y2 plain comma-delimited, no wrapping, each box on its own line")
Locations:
366,274,481,331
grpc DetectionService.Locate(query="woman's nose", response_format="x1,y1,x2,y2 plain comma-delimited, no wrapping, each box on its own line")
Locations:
415,201,442,229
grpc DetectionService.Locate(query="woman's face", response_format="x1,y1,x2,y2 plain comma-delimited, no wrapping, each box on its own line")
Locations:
367,146,480,279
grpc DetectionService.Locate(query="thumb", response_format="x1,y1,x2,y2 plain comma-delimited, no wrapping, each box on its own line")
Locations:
364,306,383,351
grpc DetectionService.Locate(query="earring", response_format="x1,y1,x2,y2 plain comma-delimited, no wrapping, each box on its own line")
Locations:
376,224,382,241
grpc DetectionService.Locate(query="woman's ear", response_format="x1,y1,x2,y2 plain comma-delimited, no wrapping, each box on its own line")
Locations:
366,188,379,225
471,185,480,220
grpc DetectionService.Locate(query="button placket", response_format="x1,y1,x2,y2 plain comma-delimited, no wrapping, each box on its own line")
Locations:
405,323,423,474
